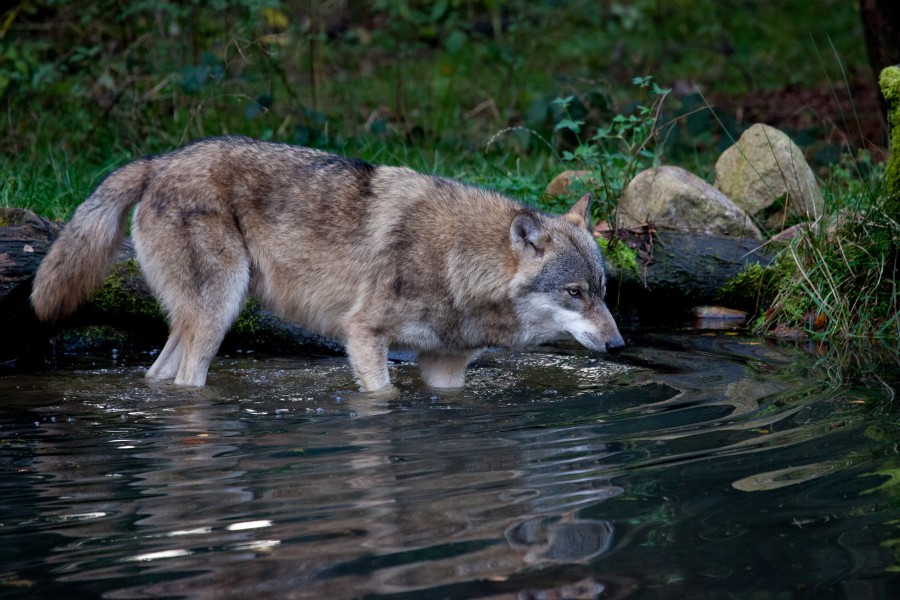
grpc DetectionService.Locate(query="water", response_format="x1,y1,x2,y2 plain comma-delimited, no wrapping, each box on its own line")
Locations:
1,331,898,599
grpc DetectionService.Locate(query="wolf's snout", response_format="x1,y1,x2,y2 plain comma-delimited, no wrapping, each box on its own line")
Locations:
605,333,625,352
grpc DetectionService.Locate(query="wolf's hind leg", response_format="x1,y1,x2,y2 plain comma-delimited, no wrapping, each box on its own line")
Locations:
170,264,248,387
146,332,183,380
136,209,250,387
418,350,480,388
174,321,232,387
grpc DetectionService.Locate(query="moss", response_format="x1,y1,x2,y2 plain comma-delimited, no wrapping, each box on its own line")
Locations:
718,260,787,313
89,258,165,321
0,207,27,227
231,299,265,337
879,66,900,206
59,325,129,352
597,237,639,278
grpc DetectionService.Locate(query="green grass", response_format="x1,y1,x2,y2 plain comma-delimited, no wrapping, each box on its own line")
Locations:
0,152,114,220
752,154,899,342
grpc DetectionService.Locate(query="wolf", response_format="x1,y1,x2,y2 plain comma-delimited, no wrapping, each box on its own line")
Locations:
31,136,624,391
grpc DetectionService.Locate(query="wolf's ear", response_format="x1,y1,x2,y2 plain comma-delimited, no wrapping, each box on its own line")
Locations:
563,193,592,231
510,212,549,259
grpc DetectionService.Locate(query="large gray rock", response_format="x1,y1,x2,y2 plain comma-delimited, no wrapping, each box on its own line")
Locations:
617,166,762,239
715,123,824,229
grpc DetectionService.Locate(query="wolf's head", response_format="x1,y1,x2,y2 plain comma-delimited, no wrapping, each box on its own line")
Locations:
510,194,625,352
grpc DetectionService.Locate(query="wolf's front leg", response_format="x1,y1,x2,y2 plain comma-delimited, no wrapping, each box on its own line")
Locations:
418,350,481,388
344,326,391,392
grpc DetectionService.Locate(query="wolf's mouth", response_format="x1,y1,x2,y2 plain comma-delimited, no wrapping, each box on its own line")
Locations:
571,331,608,353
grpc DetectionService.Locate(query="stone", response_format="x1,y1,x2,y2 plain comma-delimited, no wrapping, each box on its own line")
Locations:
617,166,762,239
715,123,824,229
545,170,594,196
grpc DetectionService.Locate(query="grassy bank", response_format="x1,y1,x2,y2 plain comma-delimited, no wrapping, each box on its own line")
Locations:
1,1,872,215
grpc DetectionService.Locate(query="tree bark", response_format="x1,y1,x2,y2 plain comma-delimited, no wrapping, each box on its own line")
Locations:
607,229,773,316
860,0,900,119
0,209,62,366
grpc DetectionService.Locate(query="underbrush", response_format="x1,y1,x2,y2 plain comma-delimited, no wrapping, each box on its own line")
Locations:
0,0,869,215
752,154,899,342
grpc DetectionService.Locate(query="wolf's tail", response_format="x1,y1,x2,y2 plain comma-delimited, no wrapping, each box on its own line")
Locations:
31,159,153,322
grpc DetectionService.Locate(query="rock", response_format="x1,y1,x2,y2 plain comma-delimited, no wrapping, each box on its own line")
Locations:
715,123,824,229
616,166,762,239
545,170,594,196
692,305,749,330
691,306,749,320
769,222,810,243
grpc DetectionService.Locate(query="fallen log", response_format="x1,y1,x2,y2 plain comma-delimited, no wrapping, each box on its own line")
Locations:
608,228,774,315
0,209,62,366
0,209,774,365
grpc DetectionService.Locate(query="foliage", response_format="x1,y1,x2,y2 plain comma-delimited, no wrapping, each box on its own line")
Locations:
754,157,899,341
549,76,669,224
0,1,868,183
719,261,786,315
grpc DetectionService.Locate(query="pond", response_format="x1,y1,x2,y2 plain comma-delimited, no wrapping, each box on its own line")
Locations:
1,330,898,599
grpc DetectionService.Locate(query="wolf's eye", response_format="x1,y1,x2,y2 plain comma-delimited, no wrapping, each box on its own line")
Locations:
566,288,582,298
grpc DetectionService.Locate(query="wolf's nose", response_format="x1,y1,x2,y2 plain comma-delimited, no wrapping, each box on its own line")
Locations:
605,335,625,352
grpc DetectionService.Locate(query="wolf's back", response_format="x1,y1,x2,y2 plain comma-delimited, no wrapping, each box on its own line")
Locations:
31,159,152,322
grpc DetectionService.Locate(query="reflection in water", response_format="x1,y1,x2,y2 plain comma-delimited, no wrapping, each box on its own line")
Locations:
505,516,614,563
0,334,898,599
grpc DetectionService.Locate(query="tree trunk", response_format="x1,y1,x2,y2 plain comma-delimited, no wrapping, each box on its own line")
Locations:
0,209,62,366
860,0,900,120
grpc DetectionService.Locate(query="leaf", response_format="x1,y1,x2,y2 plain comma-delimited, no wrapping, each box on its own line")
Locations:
444,29,467,55
554,118,583,134
261,7,289,30
430,0,448,22
632,75,651,86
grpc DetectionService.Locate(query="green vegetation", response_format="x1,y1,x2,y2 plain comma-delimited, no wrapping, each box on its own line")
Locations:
1,0,896,341
754,157,898,341
545,76,668,221
881,66,900,202
91,258,164,320
719,262,785,315
0,0,869,216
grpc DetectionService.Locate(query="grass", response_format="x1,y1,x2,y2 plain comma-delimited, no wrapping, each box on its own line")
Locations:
0,1,869,216
744,150,899,342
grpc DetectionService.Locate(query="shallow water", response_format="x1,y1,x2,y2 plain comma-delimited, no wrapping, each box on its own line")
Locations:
1,331,898,599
